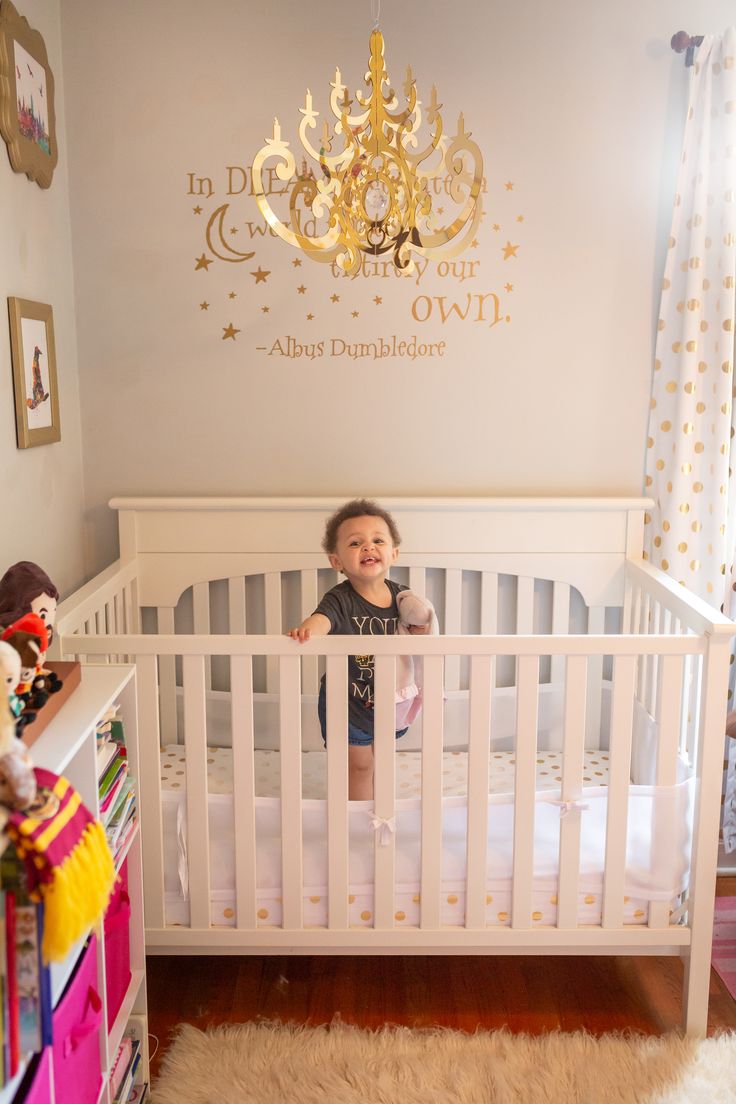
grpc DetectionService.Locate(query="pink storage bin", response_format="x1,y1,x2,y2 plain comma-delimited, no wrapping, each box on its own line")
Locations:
105,858,132,1030
52,934,102,1104
23,1047,52,1104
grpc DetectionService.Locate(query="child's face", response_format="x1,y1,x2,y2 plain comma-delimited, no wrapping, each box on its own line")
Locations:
329,515,398,582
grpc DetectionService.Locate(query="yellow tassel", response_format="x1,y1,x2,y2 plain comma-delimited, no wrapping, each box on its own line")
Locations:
39,821,116,964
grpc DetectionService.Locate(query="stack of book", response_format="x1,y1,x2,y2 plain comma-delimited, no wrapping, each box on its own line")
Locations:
97,709,138,863
110,1030,148,1103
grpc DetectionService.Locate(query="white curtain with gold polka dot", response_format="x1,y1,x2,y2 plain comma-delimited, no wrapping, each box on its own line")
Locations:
644,31,736,851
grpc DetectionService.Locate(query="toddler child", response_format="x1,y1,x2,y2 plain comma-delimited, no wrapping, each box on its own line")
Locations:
288,498,431,799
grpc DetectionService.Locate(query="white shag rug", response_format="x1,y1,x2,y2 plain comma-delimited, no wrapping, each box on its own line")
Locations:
152,1021,736,1104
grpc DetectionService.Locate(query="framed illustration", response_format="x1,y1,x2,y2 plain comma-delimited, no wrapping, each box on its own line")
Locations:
8,298,61,448
0,0,57,188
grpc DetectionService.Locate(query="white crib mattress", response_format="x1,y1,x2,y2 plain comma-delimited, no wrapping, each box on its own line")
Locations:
158,745,692,931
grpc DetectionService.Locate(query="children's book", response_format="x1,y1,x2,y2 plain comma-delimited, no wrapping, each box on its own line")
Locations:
4,891,19,1077
113,1039,140,1104
15,902,41,1055
110,1035,133,1098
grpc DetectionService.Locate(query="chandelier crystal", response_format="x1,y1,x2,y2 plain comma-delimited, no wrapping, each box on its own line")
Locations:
252,28,483,276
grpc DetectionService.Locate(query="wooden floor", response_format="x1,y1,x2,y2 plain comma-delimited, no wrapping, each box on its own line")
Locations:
146,877,736,1080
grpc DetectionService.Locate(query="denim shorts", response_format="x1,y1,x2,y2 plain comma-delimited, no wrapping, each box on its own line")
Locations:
317,682,408,747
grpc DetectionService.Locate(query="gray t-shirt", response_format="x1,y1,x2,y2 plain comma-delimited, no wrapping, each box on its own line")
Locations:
315,578,407,733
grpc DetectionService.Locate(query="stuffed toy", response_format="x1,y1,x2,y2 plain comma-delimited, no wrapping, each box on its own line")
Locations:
0,684,37,811
0,561,59,646
395,590,439,729
1,613,62,713
0,640,38,735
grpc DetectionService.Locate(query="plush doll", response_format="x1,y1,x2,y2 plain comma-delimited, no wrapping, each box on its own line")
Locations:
395,590,439,729
0,683,37,810
0,561,59,646
1,613,62,708
0,639,38,736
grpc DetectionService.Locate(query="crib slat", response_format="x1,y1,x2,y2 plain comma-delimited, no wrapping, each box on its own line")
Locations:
480,572,498,635
300,570,319,694
228,577,247,633
516,576,535,635
585,606,605,745
512,654,539,928
444,570,462,690
602,654,637,928
157,607,177,745
192,582,212,691
408,567,426,596
466,655,493,929
630,582,642,636
136,654,165,929
279,654,303,929
265,573,283,693
182,654,211,930
647,601,663,718
325,656,349,929
231,654,257,929
374,655,397,930
637,592,651,704
649,653,684,928
550,582,570,683
420,655,444,929
556,656,587,929
129,577,141,632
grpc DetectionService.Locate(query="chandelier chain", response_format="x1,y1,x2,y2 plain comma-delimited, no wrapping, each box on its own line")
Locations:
371,0,381,29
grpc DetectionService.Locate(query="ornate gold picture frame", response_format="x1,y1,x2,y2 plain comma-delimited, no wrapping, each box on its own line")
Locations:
8,298,61,448
0,1,57,188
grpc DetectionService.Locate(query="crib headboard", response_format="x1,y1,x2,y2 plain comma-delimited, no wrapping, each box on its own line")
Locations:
110,495,650,613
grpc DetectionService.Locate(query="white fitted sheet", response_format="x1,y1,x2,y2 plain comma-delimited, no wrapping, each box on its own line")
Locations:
158,746,692,930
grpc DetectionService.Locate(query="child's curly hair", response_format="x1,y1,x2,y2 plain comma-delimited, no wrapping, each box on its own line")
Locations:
322,499,401,554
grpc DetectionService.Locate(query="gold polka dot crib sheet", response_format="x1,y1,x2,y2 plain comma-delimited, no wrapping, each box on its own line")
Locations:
158,745,694,930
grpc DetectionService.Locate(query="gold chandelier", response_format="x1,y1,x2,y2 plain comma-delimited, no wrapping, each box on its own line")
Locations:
252,18,483,276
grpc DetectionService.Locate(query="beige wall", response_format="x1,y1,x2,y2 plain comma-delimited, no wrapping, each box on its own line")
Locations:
0,0,86,596
59,0,736,572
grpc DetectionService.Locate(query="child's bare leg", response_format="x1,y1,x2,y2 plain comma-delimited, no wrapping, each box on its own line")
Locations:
348,744,374,800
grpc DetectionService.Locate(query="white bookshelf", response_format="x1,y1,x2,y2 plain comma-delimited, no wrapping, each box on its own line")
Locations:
1,665,148,1104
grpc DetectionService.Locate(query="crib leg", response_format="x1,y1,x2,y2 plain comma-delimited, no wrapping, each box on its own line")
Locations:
681,934,712,1037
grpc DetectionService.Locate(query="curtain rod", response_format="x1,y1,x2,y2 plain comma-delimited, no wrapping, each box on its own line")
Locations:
671,30,704,67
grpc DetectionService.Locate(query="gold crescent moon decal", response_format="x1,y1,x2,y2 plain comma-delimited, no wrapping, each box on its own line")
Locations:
205,204,256,262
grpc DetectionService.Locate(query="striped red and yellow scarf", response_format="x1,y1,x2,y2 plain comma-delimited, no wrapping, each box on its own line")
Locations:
6,768,116,962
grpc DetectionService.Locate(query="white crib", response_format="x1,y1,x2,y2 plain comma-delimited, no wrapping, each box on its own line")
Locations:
50,497,734,1035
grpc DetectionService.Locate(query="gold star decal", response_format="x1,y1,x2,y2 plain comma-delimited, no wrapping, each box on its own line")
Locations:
492,223,500,232
502,241,519,260
261,305,270,313
230,227,239,235
307,313,314,320
351,310,359,318
222,323,240,340
251,266,270,283
471,239,479,248
504,283,514,292
330,293,340,303
193,205,202,214
292,258,303,267
505,181,514,190
228,291,237,299
297,285,307,294
195,253,212,271
373,295,382,305
200,301,209,310
516,215,524,222
436,207,444,215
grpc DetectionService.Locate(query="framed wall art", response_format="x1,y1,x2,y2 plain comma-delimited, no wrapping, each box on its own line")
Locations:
8,297,61,448
0,0,57,188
